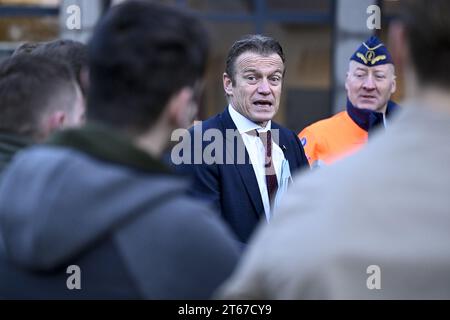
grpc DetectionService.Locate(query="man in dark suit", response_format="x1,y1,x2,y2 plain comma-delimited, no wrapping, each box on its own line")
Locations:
173,34,309,243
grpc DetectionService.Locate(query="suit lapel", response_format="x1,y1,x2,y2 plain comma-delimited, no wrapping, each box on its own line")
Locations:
271,122,296,172
219,108,264,217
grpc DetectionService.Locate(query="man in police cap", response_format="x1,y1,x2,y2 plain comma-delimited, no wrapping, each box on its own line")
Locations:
299,36,399,167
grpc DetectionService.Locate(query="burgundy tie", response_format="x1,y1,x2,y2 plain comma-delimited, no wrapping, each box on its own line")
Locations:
257,130,278,207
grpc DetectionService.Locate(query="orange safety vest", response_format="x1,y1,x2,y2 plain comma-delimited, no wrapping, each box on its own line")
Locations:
299,111,367,167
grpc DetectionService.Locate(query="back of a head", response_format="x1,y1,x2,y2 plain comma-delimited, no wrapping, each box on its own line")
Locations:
27,39,88,96
87,0,209,135
225,34,285,85
0,54,77,140
401,0,450,88
12,42,41,56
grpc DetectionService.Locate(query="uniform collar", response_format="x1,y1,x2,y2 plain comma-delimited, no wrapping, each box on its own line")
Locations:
346,98,399,133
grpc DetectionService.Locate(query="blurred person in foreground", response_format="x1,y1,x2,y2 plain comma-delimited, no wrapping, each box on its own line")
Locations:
0,0,239,299
218,0,450,299
0,54,85,174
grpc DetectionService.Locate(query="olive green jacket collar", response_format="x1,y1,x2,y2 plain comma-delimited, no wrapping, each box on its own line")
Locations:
47,124,173,175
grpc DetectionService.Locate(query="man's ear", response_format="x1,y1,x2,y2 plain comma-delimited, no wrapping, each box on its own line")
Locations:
344,67,352,92
391,77,397,95
37,111,66,141
167,87,195,128
223,73,233,96
46,111,66,131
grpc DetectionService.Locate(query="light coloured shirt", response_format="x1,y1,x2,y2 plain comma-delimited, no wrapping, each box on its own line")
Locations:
228,105,285,221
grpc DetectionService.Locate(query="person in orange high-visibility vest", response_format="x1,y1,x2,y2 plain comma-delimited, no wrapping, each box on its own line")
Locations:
299,36,400,167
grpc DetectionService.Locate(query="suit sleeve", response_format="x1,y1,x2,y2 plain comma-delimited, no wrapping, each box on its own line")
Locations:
180,162,221,212
172,127,222,214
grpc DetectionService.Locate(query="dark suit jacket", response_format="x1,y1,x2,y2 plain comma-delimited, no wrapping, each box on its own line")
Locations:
174,107,309,243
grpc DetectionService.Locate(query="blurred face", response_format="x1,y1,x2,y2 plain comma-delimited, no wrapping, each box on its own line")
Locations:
345,61,396,113
224,52,284,127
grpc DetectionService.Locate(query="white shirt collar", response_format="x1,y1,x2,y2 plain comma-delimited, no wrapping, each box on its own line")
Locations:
228,104,272,134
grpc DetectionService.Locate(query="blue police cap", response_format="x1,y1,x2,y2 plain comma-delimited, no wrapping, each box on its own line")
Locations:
350,36,393,66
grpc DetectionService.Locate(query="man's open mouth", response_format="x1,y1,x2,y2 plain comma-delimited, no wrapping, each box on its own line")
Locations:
253,100,273,107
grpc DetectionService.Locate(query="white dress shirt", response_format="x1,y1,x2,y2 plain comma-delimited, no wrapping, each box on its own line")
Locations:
228,105,285,221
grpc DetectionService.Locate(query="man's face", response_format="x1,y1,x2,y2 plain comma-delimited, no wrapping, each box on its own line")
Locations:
345,61,396,113
224,51,284,127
